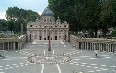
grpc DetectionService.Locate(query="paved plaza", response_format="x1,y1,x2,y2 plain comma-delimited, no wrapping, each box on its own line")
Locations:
0,40,116,73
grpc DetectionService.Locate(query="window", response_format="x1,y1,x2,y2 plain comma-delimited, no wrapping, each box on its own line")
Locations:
64,25,66,27
30,25,32,27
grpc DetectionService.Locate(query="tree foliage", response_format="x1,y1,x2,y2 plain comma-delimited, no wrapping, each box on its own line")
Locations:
49,0,116,37
5,7,40,33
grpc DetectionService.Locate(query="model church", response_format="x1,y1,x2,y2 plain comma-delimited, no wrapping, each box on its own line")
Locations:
27,7,69,42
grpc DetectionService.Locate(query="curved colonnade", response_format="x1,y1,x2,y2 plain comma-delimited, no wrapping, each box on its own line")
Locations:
0,35,27,50
70,35,116,53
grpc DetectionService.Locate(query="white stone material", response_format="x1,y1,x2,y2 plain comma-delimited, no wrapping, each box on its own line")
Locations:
70,35,116,53
27,8,69,42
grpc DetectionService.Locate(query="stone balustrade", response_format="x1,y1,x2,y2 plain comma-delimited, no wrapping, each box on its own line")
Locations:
70,35,116,53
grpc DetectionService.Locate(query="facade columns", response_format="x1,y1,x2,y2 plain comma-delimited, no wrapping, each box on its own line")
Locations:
41,30,44,40
37,30,39,40
46,30,47,40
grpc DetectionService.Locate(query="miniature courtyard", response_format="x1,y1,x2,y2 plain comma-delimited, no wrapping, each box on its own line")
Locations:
0,40,116,73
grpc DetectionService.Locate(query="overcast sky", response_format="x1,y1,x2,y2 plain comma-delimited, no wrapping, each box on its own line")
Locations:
0,0,48,19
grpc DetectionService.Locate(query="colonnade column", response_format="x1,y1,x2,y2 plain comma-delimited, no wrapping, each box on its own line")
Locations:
89,43,91,50
91,43,93,50
87,42,88,50
13,42,15,50
99,43,101,51
101,43,103,51
110,44,112,52
3,42,4,50
106,44,108,52
114,44,116,53
93,43,95,50
81,42,83,49
8,42,9,50
18,42,20,50
109,44,111,52
84,42,86,50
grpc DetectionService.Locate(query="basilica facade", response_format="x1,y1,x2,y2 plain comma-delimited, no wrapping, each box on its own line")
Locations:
27,7,69,42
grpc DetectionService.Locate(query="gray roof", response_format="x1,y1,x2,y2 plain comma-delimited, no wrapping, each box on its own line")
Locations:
41,7,54,16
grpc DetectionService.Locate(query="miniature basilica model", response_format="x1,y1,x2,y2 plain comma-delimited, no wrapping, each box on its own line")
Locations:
27,7,69,42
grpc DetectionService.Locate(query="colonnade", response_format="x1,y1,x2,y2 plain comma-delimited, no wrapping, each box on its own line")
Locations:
70,35,116,53
0,42,20,50
0,34,26,51
78,42,116,52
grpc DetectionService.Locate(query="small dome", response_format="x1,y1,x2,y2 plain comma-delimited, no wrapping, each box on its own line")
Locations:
42,7,54,16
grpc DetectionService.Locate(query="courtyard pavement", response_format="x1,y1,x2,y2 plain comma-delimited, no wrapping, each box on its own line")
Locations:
0,40,116,73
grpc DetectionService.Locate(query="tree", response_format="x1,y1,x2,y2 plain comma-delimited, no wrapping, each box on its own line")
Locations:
6,7,40,33
0,19,7,27
49,0,116,38
49,0,101,37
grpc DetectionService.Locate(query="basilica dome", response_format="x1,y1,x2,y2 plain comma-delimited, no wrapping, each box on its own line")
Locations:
41,7,54,16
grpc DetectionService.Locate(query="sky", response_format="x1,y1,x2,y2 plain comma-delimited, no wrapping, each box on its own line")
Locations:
0,0,48,19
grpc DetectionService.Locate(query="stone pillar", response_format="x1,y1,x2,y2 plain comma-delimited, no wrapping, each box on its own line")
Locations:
112,44,114,53
18,42,20,50
81,42,83,49
84,42,86,50
13,42,15,50
99,43,100,51
52,30,53,40
90,43,92,50
100,43,102,51
106,44,108,52
76,42,79,49
89,43,91,50
109,44,112,52
92,43,94,50
107,44,109,52
3,42,4,50
8,42,9,50
91,43,93,50
114,44,116,53
101,43,103,51
87,42,88,50
107,44,110,52
94,43,96,50
37,30,39,40
110,44,112,52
